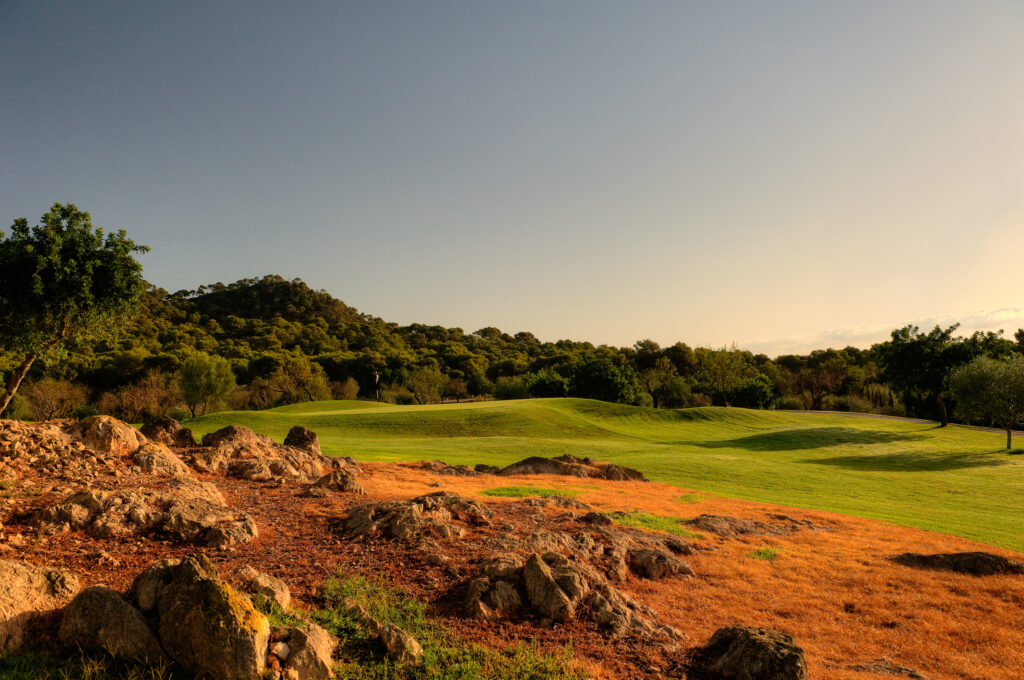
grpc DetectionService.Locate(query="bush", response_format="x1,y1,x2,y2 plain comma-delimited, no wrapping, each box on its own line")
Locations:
776,395,805,410
529,369,567,398
21,378,88,420
495,376,531,400
0,392,31,420
332,377,360,400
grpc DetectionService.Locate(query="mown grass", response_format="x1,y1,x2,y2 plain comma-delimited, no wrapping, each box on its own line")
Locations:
258,572,587,680
610,511,703,540
478,486,582,499
186,398,1024,550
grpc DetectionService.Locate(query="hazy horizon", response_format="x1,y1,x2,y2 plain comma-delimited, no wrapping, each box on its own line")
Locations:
3,1,1022,356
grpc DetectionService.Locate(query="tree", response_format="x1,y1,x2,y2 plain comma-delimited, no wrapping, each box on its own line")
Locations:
696,346,751,407
568,354,638,404
875,324,969,425
0,203,148,414
21,378,88,420
640,356,677,408
176,353,235,417
949,354,1024,450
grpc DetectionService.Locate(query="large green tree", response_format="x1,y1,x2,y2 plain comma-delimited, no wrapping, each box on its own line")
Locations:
949,354,1024,450
176,353,236,417
0,203,147,414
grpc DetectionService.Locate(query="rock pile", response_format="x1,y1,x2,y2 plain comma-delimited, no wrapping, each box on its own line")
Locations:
685,514,825,537
36,477,257,548
0,418,139,482
190,425,339,483
497,454,649,481
340,492,493,541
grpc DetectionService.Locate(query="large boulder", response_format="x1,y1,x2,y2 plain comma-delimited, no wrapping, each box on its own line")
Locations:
308,469,365,495
156,554,271,680
66,416,146,456
278,622,337,679
58,585,167,664
893,552,1024,576
0,560,79,652
140,418,195,448
700,626,808,680
522,553,573,622
131,558,181,613
627,548,693,580
133,443,193,478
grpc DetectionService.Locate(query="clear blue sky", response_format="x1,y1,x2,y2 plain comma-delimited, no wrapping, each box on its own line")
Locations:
2,1,1022,355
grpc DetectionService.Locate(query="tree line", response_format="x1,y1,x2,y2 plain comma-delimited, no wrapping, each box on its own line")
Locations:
3,204,1024,445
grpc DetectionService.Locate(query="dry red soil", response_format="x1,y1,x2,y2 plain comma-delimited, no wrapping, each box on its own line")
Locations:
4,459,1023,679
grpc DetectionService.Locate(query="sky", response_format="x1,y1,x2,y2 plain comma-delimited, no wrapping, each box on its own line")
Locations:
2,1,1023,356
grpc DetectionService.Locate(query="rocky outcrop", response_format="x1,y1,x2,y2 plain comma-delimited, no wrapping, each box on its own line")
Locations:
58,585,167,664
341,492,492,541
66,416,146,456
192,425,332,483
498,454,648,482
892,552,1024,576
157,554,271,680
685,514,823,537
307,468,365,495
699,626,808,680
133,443,193,478
140,418,195,448
0,560,79,652
36,478,257,548
235,566,291,609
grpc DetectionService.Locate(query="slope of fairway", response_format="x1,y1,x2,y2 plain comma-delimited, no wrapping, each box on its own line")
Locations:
186,399,1024,550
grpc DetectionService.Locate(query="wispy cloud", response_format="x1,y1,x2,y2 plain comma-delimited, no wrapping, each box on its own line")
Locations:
745,307,1024,357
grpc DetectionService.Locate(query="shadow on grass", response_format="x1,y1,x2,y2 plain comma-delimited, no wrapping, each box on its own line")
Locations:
693,427,926,452
798,450,1011,472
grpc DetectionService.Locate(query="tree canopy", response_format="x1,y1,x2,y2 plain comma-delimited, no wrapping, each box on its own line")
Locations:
0,203,148,413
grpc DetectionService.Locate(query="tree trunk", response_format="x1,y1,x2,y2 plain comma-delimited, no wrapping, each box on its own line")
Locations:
1007,427,1012,451
0,353,37,416
938,395,948,427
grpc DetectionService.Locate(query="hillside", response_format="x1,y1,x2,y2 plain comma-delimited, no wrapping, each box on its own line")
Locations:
188,399,1024,550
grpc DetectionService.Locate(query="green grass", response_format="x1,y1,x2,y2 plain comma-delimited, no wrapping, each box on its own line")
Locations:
0,652,179,680
186,398,1024,551
257,572,587,680
610,511,703,540
675,493,703,504
478,486,582,498
749,547,782,561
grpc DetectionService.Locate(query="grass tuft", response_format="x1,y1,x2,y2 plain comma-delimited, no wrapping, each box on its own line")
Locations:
610,511,703,539
749,547,782,561
674,493,703,504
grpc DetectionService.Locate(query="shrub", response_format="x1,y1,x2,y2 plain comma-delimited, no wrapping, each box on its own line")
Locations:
21,378,88,420
495,376,531,400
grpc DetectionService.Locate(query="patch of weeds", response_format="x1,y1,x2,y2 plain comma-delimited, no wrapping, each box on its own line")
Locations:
0,480,15,490
479,486,581,499
315,572,589,679
674,493,703,504
611,511,703,539
0,651,179,680
23,487,44,497
251,593,306,629
749,547,782,561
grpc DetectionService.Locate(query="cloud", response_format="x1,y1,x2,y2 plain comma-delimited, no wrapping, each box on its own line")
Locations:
745,307,1024,357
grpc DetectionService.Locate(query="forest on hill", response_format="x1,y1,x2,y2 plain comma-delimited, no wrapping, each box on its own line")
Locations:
2,274,1022,424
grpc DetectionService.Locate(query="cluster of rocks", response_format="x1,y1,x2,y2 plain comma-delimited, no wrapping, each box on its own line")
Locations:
341,491,494,541
415,454,649,482
0,554,428,680
35,478,257,548
0,416,143,482
188,424,338,484
685,513,827,538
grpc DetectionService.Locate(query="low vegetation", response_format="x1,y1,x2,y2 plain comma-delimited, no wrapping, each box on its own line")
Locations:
610,511,703,539
478,486,582,498
749,547,782,561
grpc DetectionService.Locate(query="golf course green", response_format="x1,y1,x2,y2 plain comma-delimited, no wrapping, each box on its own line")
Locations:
186,398,1024,551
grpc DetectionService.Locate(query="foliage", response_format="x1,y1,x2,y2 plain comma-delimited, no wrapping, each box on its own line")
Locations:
0,203,147,413
176,352,235,417
567,354,638,404
610,511,703,539
749,547,782,561
949,354,1024,450
479,486,582,498
20,378,88,420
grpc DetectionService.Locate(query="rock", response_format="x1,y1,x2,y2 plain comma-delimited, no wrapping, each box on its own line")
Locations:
474,464,501,474
579,511,614,526
140,418,195,448
587,585,678,640
340,492,491,541
66,416,146,456
279,622,336,680
201,425,269,448
0,560,79,652
522,553,573,622
686,514,821,537
309,468,365,495
700,626,808,680
627,548,693,580
133,443,193,478
197,425,329,482
131,558,181,612
58,585,167,664
892,552,1024,576
156,554,271,680
270,641,291,661
236,566,291,610
228,459,274,482
284,426,321,455
378,624,423,664
498,454,648,482
847,658,928,679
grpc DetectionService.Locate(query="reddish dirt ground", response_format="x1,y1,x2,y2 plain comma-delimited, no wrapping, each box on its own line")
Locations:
3,457,1023,679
